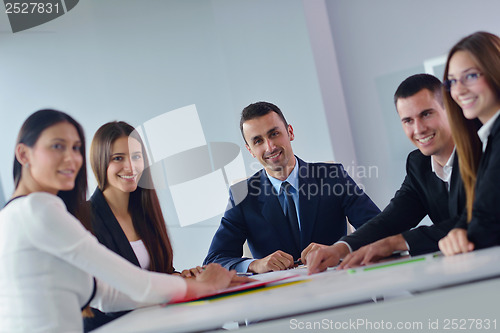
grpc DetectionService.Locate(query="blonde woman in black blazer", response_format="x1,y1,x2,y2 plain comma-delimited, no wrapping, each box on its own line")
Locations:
439,31,500,255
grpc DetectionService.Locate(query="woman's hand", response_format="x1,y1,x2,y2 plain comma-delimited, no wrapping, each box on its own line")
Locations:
438,228,474,256
183,263,253,300
180,266,204,278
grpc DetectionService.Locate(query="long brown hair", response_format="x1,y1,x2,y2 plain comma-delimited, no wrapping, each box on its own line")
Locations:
14,110,94,317
90,121,174,273
14,109,90,226
443,31,500,221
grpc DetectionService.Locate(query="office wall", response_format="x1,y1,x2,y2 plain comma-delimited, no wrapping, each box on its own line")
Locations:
0,0,333,269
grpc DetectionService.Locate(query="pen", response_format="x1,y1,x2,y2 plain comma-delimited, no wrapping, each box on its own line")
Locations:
294,259,303,266
237,272,254,276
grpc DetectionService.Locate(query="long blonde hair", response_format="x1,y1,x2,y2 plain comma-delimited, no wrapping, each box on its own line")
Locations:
443,31,500,221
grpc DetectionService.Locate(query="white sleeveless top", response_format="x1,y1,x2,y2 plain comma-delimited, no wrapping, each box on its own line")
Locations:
130,239,150,269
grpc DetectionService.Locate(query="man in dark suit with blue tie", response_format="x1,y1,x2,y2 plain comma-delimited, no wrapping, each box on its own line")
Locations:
203,101,380,273
304,74,466,273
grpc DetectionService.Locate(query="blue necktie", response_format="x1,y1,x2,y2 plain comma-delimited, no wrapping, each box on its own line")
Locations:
281,181,300,250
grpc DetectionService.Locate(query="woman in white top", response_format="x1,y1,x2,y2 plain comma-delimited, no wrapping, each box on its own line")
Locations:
84,121,203,331
0,109,241,333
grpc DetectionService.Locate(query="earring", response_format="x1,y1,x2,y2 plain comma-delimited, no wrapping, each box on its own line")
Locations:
25,163,29,168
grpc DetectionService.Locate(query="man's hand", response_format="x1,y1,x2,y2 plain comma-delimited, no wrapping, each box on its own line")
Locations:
301,242,329,263
438,228,474,256
248,250,294,273
304,242,350,275
339,234,408,269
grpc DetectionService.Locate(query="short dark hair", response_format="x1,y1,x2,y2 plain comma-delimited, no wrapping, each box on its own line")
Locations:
393,74,443,109
239,101,288,143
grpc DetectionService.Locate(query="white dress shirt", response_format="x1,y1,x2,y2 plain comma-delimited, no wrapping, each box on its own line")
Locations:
431,149,456,192
478,110,500,152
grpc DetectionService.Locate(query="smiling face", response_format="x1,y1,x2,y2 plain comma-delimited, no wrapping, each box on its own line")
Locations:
19,121,83,195
104,136,144,195
243,112,296,180
448,50,500,124
397,89,454,166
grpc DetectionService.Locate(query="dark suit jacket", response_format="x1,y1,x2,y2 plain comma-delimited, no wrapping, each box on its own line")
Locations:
341,149,465,255
203,157,380,270
83,188,139,332
457,115,500,248
89,188,141,266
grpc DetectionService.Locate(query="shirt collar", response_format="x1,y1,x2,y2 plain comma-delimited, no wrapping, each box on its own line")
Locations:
266,157,299,194
431,148,455,184
478,109,500,152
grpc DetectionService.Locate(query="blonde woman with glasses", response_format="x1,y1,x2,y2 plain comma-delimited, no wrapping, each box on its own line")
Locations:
439,31,500,255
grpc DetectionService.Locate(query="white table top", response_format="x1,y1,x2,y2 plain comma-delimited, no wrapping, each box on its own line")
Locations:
235,274,500,333
94,247,500,333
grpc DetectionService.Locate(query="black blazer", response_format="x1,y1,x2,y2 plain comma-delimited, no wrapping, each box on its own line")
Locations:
458,115,500,248
203,157,381,270
341,149,465,255
89,188,141,266
83,188,139,332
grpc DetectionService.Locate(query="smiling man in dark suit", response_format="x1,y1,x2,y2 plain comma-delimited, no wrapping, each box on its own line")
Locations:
203,101,380,273
304,74,465,273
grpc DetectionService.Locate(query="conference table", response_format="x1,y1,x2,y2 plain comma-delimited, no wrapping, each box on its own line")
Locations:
93,247,500,332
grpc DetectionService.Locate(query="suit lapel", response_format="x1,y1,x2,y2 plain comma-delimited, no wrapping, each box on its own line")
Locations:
91,189,141,267
476,115,500,186
297,159,319,249
448,154,462,217
425,166,449,218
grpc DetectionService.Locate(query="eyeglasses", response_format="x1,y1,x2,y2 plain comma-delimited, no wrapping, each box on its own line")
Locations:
443,72,482,91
